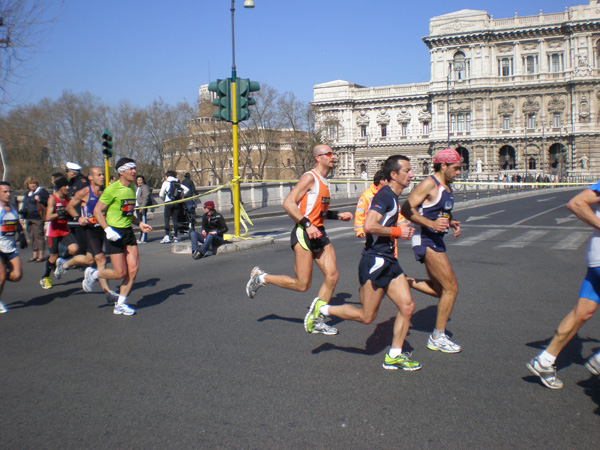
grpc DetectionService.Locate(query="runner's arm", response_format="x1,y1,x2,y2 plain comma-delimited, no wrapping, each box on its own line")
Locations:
282,173,322,239
567,188,600,230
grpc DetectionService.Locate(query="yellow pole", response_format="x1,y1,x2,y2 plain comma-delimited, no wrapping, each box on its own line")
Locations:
104,156,110,187
231,79,240,237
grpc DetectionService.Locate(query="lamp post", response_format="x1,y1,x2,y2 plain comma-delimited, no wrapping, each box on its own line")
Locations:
230,0,255,237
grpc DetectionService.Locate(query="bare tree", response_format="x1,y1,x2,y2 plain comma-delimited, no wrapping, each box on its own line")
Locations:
277,91,315,177
0,0,59,106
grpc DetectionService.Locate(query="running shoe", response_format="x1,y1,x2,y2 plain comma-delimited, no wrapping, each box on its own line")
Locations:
82,267,97,293
0,301,7,313
114,303,135,316
304,298,327,333
427,333,462,353
172,237,179,243
54,257,68,280
382,352,422,371
246,266,265,298
311,316,338,335
585,354,600,376
160,235,172,244
526,357,563,389
40,277,52,290
192,250,203,260
105,290,119,305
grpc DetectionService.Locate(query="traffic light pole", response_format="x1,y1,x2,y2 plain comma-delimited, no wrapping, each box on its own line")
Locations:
231,0,241,237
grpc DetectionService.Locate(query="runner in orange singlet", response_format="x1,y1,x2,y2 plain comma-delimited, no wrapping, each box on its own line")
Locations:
245,144,353,335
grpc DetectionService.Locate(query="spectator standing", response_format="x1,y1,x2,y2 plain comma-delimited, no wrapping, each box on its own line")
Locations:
181,172,198,219
135,175,152,244
21,176,49,262
158,171,189,244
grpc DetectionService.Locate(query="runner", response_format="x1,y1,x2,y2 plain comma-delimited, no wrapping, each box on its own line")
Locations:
40,177,86,289
245,144,353,334
527,183,600,388
64,167,119,304
305,155,421,370
0,182,25,313
81,158,152,315
401,148,462,353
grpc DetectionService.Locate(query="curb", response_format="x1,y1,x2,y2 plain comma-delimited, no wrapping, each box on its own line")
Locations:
171,236,275,256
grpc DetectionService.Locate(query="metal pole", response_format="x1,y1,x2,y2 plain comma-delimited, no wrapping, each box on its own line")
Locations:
231,0,241,236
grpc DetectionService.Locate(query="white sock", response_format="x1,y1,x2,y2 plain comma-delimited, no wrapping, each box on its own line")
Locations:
91,269,99,280
538,350,556,367
319,304,330,316
258,273,266,284
388,348,403,358
117,295,127,306
433,329,445,339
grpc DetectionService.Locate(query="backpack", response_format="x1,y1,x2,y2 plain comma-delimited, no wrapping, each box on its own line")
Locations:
168,181,184,201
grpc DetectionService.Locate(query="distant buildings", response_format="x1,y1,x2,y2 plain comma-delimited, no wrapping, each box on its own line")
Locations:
312,1,600,180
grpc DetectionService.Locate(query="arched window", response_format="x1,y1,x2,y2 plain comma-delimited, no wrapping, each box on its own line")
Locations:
453,52,466,80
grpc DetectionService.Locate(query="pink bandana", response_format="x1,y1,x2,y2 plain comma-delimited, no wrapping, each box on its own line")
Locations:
433,149,461,164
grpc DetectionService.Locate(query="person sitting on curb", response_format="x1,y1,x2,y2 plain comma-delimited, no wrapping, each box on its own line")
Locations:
190,201,228,259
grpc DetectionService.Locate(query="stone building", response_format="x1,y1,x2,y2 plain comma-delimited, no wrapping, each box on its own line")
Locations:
312,1,600,180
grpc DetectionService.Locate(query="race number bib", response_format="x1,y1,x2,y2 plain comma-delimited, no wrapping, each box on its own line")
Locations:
121,199,136,217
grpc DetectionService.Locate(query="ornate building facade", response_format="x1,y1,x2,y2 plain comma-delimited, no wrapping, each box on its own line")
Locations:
312,1,600,180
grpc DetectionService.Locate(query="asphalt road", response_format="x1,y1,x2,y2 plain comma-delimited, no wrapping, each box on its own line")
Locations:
1,188,599,449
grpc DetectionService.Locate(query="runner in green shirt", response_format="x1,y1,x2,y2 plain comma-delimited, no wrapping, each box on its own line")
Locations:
82,158,152,316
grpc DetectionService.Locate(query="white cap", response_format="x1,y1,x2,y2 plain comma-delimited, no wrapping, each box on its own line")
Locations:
66,162,81,171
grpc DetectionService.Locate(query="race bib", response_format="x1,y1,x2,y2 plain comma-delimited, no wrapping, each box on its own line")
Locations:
121,199,136,217
0,220,17,236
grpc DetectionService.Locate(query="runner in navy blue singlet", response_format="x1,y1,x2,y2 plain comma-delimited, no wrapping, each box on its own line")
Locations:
402,148,463,355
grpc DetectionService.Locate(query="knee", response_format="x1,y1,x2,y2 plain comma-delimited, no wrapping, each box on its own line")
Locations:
360,313,376,325
10,269,23,282
297,280,311,292
401,300,416,317
324,270,339,286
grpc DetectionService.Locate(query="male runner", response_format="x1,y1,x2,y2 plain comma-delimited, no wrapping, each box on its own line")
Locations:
82,158,152,315
401,148,462,353
0,182,25,313
245,144,353,334
305,155,421,370
40,178,87,289
64,167,119,304
354,169,386,238
527,184,600,388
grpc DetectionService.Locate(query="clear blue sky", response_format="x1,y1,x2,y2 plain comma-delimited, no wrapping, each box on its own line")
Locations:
6,0,583,109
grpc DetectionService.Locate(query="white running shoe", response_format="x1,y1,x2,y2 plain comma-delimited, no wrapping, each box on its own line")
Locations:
246,266,265,298
585,354,600,376
0,301,8,313
114,303,135,315
527,357,563,389
82,267,97,293
427,333,462,353
54,257,68,280
160,236,172,244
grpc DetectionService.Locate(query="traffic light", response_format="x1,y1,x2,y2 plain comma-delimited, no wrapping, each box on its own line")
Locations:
102,128,113,157
237,78,260,122
208,79,232,122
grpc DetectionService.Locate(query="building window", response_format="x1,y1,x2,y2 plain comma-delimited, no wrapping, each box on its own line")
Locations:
523,55,538,74
498,57,513,77
380,124,387,137
457,113,465,132
503,116,510,130
553,113,561,128
287,158,291,166
527,114,536,129
466,113,472,132
452,51,467,80
450,115,456,132
360,125,367,137
548,53,563,72
597,41,600,68
401,122,408,136
422,121,430,135
327,124,338,140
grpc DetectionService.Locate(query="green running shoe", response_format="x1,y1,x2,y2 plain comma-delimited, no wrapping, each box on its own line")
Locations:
382,352,422,371
304,298,327,333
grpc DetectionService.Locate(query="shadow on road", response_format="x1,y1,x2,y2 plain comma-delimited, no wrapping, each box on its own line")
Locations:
7,287,81,309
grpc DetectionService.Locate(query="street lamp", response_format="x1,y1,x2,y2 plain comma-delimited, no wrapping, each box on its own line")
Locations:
230,0,255,237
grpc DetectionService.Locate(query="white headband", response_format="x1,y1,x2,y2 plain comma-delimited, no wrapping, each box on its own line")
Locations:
117,162,136,173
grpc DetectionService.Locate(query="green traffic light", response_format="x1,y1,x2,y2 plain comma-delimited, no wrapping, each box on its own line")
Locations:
237,78,260,122
208,79,232,122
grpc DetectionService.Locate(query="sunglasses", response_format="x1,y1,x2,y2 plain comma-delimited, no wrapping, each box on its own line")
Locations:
317,151,334,158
